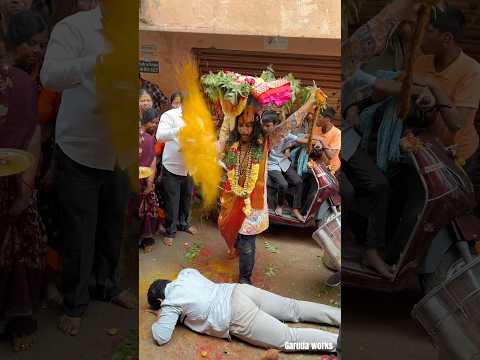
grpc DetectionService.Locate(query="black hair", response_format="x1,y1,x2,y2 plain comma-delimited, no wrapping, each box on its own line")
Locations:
227,95,264,147
227,113,264,147
260,110,279,125
139,88,153,99
141,108,157,125
321,106,336,119
170,91,183,103
6,10,47,49
430,6,466,42
147,280,171,310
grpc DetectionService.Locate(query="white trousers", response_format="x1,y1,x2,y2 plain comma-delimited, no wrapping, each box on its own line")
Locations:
229,284,340,352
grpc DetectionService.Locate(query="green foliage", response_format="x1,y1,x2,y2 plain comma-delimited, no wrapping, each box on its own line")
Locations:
201,71,252,105
260,65,276,82
264,241,279,253
184,241,202,263
201,66,322,114
264,266,278,278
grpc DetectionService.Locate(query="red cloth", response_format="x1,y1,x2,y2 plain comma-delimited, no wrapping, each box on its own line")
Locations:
154,140,165,157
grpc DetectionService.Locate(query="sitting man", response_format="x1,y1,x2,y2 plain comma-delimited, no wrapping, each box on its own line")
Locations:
311,107,341,175
375,6,480,181
263,112,306,221
148,268,340,352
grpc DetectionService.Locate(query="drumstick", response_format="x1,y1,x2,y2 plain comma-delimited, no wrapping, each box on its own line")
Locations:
399,0,439,119
307,105,321,155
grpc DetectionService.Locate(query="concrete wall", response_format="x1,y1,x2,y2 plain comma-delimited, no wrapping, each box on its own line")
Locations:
139,31,341,96
140,0,341,39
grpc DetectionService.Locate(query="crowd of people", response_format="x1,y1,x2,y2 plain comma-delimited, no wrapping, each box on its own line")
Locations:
137,82,342,278
138,87,198,252
342,0,480,279
265,106,341,222
139,78,342,354
0,0,136,353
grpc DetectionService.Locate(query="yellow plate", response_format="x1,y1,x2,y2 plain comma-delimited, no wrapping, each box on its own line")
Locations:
139,166,153,179
0,148,33,177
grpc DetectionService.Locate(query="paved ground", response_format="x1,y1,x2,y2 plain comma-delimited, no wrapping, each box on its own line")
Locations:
0,234,139,360
341,288,438,360
139,216,341,360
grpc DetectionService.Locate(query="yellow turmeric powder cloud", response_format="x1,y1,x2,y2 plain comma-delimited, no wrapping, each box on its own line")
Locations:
176,59,221,208
96,0,139,191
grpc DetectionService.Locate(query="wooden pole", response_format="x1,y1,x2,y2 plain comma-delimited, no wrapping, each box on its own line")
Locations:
398,1,435,119
307,105,321,155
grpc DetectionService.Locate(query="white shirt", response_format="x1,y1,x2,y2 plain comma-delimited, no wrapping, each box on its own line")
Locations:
40,7,117,170
155,107,187,176
152,268,236,345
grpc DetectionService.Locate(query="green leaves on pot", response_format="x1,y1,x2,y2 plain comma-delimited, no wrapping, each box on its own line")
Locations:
201,71,252,105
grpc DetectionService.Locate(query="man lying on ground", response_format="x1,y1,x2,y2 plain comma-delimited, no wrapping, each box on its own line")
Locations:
147,268,340,352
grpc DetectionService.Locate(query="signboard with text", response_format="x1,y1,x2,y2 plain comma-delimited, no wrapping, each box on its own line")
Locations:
139,60,159,74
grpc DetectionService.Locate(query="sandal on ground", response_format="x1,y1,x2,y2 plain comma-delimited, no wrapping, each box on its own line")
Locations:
7,317,37,351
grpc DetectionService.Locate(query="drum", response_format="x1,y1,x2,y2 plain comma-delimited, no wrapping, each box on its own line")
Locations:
412,256,480,360
313,209,341,272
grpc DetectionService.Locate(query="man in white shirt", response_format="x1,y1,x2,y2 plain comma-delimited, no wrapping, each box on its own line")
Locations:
155,96,197,246
148,268,340,352
40,1,134,336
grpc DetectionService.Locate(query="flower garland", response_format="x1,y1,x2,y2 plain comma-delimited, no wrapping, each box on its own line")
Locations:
224,142,262,216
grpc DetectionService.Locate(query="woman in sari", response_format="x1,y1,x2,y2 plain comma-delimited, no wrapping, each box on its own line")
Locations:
218,93,318,284
8,9,64,308
0,34,46,352
139,88,154,117
139,108,161,253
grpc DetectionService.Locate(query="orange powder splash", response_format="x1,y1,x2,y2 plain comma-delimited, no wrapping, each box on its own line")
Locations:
175,59,221,208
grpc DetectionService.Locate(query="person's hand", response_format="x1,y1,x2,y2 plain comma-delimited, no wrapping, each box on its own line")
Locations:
412,73,438,89
284,148,291,158
318,139,328,149
416,86,436,111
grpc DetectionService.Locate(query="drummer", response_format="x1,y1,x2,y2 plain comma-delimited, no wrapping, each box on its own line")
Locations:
311,107,341,175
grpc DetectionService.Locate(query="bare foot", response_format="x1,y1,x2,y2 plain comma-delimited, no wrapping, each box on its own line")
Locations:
10,317,37,352
184,226,198,235
274,206,283,216
111,289,137,310
162,237,174,246
143,244,154,253
363,249,394,280
292,208,305,222
58,315,81,336
226,248,239,259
